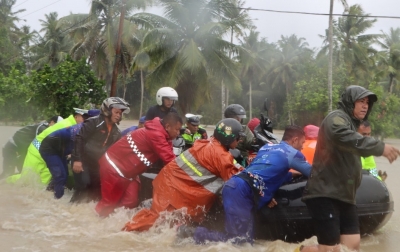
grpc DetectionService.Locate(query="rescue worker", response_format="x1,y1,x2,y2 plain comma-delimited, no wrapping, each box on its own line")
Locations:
300,85,400,252
1,115,61,179
180,113,208,149
94,112,183,217
357,120,384,180
7,109,87,184
224,104,255,165
70,97,130,203
145,87,179,120
39,110,100,199
302,124,319,164
180,125,311,244
121,116,146,136
123,118,244,232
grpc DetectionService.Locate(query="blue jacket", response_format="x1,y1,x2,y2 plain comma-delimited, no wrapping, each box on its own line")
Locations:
245,141,311,209
121,126,138,136
39,123,84,157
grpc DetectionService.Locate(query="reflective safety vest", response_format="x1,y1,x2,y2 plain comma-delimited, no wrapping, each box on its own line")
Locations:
361,156,381,180
175,151,225,194
181,132,203,145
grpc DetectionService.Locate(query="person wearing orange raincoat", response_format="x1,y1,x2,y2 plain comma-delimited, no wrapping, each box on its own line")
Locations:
301,125,319,164
123,118,245,232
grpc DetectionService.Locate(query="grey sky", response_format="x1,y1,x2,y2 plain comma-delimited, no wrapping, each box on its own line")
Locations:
14,0,400,50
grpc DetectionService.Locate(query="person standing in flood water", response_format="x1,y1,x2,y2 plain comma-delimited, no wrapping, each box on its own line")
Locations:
298,85,400,252
70,97,129,203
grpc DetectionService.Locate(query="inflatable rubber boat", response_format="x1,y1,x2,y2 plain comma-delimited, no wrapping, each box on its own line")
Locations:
139,113,393,242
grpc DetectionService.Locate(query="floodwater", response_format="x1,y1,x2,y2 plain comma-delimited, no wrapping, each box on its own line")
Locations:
0,122,399,252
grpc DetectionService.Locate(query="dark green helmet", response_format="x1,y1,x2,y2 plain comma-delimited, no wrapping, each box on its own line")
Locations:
214,118,244,147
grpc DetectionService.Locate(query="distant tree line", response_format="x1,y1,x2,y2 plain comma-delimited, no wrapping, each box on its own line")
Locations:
1,0,400,138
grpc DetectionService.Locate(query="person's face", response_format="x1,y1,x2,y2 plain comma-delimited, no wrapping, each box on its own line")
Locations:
138,122,145,129
110,108,123,124
49,121,56,126
165,121,182,139
162,97,174,108
358,125,371,137
74,114,84,124
186,122,199,134
229,134,243,149
353,97,369,120
233,116,244,124
292,135,306,151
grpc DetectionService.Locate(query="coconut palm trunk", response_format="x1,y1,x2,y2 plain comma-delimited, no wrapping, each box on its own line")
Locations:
249,81,252,118
140,69,145,118
328,0,334,112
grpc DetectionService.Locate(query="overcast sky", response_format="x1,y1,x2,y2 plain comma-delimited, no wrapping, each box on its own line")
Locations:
14,0,400,50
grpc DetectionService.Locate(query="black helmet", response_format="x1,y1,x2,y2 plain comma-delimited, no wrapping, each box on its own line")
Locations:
214,118,244,147
224,104,247,119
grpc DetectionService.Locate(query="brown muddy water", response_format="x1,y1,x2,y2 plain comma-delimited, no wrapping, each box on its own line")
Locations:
0,122,399,251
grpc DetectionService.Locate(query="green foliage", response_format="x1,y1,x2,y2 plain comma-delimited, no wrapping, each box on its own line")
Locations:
0,65,37,122
30,57,106,118
287,64,348,127
367,82,400,138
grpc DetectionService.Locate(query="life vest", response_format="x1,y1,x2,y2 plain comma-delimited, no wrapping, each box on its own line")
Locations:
181,128,204,145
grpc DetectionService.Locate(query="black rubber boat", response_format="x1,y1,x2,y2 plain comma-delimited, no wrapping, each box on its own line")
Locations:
139,170,393,242
254,171,393,242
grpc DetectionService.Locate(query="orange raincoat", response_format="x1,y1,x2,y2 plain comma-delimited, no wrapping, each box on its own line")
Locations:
123,138,243,232
301,125,319,164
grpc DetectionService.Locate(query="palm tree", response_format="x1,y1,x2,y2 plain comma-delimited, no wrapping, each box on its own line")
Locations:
327,0,348,112
130,0,240,114
266,34,312,124
31,12,72,69
238,30,271,118
376,28,400,93
0,0,26,72
218,0,252,118
336,5,379,83
59,0,150,88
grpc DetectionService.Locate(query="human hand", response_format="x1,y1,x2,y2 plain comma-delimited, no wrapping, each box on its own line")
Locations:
184,128,191,134
382,144,400,163
267,198,277,208
72,161,84,173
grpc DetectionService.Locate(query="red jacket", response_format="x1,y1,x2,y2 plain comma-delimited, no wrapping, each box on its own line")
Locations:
105,117,175,178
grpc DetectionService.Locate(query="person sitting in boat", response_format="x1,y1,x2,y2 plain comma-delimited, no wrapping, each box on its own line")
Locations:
70,97,130,204
224,104,255,166
302,124,319,164
123,118,244,232
121,116,146,136
357,120,386,181
180,113,208,149
1,115,61,179
7,109,88,184
177,125,311,244
95,112,182,217
39,109,100,199
145,87,179,121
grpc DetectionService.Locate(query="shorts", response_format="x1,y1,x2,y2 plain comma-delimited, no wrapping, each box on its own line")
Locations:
305,197,360,246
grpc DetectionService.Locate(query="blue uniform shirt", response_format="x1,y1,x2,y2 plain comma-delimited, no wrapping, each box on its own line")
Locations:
246,141,311,209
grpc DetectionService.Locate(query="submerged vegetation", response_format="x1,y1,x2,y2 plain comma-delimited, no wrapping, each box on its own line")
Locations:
1,0,400,138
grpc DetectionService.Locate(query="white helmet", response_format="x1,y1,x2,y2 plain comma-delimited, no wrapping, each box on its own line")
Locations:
156,87,178,106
